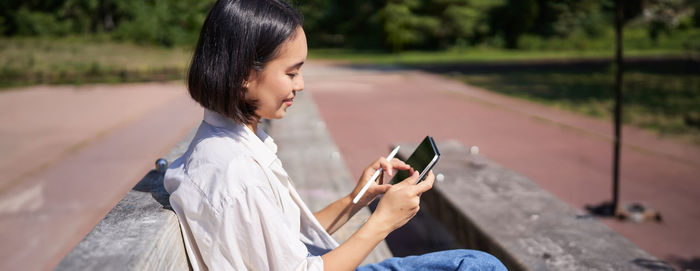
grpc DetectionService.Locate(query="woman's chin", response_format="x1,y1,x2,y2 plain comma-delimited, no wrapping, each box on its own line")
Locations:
271,110,287,119
260,107,290,120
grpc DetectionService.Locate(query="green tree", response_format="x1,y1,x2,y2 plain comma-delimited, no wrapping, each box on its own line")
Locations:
295,0,385,49
533,0,607,38
112,0,212,47
12,8,73,36
377,0,438,51
424,0,501,49
1,0,212,46
641,0,695,43
490,0,539,49
3,0,72,36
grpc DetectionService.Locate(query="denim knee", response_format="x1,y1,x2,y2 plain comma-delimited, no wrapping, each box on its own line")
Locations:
357,249,507,271
450,249,507,271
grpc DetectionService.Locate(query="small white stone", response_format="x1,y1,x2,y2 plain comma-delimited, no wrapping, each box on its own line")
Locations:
436,173,445,182
470,145,479,155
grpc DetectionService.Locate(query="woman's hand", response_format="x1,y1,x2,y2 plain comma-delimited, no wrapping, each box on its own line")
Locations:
368,170,435,234
349,157,412,207
321,170,434,270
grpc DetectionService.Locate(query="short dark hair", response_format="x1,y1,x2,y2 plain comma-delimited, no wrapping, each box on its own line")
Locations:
187,0,303,124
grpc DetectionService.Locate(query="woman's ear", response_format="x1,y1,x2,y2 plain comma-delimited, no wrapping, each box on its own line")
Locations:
244,69,259,89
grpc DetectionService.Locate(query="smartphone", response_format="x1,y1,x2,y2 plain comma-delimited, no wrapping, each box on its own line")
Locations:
389,136,440,184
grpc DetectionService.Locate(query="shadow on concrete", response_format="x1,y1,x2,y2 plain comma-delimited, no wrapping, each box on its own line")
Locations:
368,200,461,257
132,170,172,210
667,256,700,271
632,258,677,271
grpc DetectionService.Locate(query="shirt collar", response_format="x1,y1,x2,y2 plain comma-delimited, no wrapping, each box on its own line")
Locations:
203,109,278,167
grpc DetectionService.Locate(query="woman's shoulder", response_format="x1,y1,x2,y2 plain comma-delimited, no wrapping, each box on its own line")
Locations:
166,121,276,208
182,133,269,197
190,133,249,164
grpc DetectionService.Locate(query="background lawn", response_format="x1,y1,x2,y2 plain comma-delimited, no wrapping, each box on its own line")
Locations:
454,65,700,144
0,37,191,88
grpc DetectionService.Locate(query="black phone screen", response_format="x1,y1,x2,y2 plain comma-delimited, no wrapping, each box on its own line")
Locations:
389,136,440,184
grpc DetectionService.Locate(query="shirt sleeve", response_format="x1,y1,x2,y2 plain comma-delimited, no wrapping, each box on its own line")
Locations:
187,160,324,271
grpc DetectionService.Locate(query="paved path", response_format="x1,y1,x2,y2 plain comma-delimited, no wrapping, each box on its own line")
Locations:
0,82,201,270
302,62,700,269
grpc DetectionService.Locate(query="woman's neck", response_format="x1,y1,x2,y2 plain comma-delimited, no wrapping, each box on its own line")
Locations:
245,119,259,134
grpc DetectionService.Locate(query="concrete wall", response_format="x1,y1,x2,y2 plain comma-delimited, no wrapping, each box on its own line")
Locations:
399,140,674,271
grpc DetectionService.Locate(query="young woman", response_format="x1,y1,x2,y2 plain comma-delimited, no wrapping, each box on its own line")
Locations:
164,0,507,270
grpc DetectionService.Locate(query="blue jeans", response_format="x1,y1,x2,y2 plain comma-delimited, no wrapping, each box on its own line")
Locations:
356,249,507,271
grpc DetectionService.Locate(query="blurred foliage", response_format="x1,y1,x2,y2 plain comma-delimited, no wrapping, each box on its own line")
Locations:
1,0,699,51
0,0,213,47
297,0,700,51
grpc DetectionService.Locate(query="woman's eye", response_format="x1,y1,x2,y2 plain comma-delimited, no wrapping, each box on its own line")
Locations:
287,73,298,78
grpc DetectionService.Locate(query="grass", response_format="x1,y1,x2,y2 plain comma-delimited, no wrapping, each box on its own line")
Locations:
309,27,700,65
309,48,691,65
455,69,700,144
0,37,192,88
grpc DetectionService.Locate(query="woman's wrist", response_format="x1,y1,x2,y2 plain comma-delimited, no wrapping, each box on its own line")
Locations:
343,193,354,204
343,194,366,214
361,215,392,240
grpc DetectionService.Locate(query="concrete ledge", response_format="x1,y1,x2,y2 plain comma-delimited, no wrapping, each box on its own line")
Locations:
396,140,674,271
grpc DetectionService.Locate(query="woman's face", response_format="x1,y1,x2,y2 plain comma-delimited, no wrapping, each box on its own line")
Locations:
246,27,307,120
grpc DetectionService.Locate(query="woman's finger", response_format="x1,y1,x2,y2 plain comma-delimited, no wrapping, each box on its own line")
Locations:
367,157,383,171
413,170,435,195
389,158,411,171
378,157,395,177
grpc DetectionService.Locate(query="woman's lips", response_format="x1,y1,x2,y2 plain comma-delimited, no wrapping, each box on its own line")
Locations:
284,91,296,107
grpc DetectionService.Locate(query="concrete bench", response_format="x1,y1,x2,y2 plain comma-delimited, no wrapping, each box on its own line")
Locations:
56,90,391,270
396,140,674,271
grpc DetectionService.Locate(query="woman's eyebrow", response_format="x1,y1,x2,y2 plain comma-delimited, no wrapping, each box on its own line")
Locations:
287,61,304,70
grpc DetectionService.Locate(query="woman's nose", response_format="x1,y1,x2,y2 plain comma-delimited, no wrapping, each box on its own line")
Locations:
294,73,304,91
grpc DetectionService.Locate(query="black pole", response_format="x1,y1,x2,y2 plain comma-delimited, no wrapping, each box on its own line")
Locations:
612,0,624,215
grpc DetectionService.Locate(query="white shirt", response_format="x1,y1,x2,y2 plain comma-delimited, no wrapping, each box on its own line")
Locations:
164,109,339,271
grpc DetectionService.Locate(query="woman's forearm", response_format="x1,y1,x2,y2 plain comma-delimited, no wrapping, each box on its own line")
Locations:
321,217,390,271
313,195,364,234
314,195,364,234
